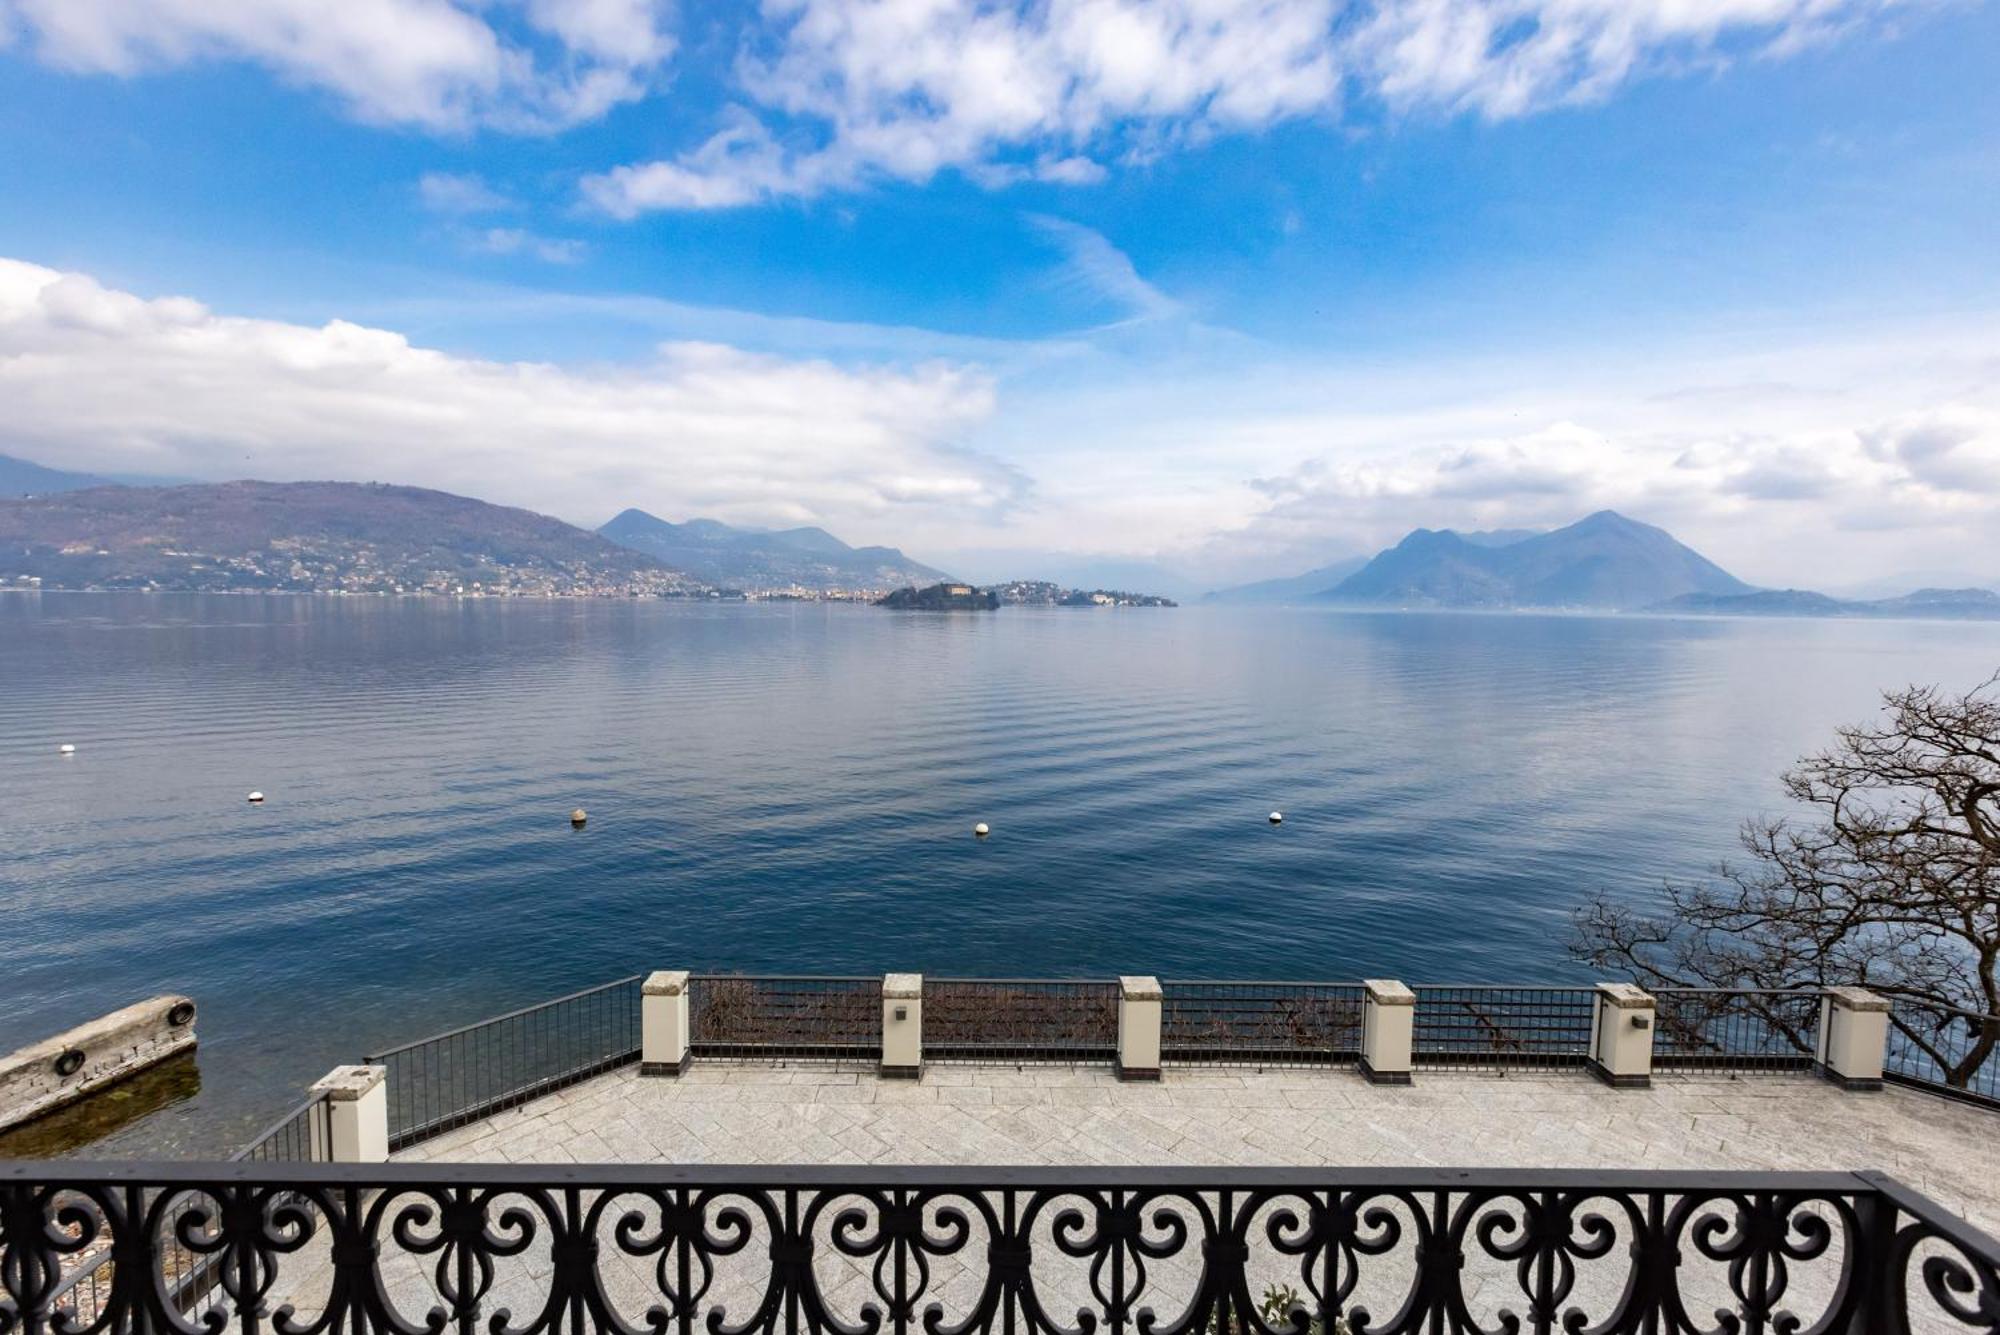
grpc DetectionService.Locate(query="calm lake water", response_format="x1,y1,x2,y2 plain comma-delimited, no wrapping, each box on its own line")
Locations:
4,592,1999,1154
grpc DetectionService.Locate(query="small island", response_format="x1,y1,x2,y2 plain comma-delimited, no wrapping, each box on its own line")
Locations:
990,580,1177,607
874,580,1178,609
874,582,1001,610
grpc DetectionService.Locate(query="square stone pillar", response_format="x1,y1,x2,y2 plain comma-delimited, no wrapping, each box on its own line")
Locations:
882,974,922,1079
642,970,691,1076
1360,979,1415,1085
310,1065,388,1163
1588,983,1656,1088
1117,976,1163,1081
1819,987,1891,1090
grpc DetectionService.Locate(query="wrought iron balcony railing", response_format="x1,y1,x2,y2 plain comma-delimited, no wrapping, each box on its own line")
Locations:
4,1162,1997,1335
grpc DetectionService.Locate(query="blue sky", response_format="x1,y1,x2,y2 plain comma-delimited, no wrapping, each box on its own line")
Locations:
2,0,1998,589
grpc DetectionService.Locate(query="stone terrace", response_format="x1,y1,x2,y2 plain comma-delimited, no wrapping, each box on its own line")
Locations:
400,1062,2000,1234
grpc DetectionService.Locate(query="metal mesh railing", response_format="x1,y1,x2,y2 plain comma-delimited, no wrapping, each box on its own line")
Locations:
1161,981,1364,1067
365,976,642,1149
688,975,882,1062
1652,989,1822,1074
926,979,1119,1063
1887,999,2000,1107
45,1236,113,1329
1411,985,1599,1072
232,1093,332,1163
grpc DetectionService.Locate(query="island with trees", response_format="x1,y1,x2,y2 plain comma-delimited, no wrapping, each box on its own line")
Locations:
873,582,1000,610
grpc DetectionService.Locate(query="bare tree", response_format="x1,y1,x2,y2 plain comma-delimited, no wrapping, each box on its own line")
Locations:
1572,673,2000,1088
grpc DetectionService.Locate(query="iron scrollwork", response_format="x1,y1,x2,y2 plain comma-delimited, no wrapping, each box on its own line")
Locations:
2,1167,1996,1335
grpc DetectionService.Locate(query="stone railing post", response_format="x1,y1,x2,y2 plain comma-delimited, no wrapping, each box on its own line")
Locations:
1117,976,1163,1081
1818,987,1891,1090
1588,984,1656,1088
882,974,922,1079
309,1065,389,1163
642,971,691,1076
1360,979,1415,1084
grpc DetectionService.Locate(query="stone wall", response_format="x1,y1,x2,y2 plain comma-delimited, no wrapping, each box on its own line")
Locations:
0,995,197,1133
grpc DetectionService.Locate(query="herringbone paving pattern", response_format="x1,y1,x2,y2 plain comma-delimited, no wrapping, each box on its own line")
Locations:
399,1062,2000,1232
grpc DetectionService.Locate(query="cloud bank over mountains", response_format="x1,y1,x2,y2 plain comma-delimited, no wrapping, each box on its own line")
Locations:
0,257,1017,532
3,254,1997,587
1218,396,2000,582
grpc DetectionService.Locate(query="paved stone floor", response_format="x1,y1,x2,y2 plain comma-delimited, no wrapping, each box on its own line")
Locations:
401,1061,2000,1232
259,1064,2000,1335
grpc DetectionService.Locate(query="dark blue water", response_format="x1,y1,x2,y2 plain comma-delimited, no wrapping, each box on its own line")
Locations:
5,592,1998,1153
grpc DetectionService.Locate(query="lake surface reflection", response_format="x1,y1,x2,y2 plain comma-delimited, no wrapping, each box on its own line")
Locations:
4,593,1997,1154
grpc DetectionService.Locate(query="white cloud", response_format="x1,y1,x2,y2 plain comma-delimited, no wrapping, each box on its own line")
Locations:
587,0,1911,214
0,257,1021,533
582,111,813,214
418,171,513,214
0,0,676,131
471,227,591,264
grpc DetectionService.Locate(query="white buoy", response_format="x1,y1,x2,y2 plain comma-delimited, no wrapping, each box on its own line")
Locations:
570,808,588,827
247,791,265,804
973,822,990,837
1268,811,1283,825
58,743,76,755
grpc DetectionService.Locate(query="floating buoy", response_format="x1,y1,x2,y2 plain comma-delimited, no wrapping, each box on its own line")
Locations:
570,808,588,827
247,791,265,804
1268,811,1283,825
58,743,76,755
973,822,990,837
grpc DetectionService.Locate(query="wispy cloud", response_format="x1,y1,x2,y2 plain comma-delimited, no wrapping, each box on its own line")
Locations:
469,227,589,265
418,172,512,215
1027,216,1181,323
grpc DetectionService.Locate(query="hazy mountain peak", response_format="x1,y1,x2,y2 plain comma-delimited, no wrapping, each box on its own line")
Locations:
0,451,117,498
766,526,853,556
599,509,943,591
1574,508,1638,528
1325,510,1751,610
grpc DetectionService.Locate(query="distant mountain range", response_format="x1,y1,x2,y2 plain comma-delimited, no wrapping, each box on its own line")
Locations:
599,509,947,592
1656,587,2000,619
1206,511,2000,620
6,446,1993,619
0,480,702,596
1205,558,1370,604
